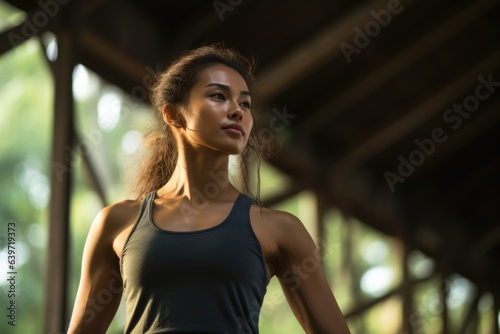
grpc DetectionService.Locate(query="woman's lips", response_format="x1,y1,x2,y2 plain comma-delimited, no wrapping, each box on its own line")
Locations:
222,123,244,135
223,128,243,136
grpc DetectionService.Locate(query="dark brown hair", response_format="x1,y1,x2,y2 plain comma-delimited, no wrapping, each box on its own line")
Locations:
134,44,269,202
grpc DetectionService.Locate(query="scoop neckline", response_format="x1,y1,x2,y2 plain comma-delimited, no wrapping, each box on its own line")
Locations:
148,192,244,234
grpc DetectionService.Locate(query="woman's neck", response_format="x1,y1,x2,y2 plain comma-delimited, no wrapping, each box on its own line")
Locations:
158,146,238,202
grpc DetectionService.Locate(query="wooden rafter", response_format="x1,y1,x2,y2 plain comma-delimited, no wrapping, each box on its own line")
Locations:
297,0,497,136
327,49,500,177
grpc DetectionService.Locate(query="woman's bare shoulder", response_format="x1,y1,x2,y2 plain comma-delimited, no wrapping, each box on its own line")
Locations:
251,205,305,239
90,198,144,239
254,205,302,224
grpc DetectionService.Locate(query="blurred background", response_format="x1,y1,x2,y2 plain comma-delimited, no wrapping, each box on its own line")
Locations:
0,0,499,333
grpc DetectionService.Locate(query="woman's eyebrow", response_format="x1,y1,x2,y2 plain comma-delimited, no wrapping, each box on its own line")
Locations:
205,83,251,97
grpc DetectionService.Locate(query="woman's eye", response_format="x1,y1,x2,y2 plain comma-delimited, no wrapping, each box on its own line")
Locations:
241,102,251,109
211,93,225,100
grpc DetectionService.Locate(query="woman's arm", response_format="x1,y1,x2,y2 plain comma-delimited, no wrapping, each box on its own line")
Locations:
67,206,125,334
274,212,351,334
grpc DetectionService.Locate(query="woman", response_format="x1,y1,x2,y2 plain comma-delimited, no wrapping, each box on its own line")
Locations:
68,44,350,334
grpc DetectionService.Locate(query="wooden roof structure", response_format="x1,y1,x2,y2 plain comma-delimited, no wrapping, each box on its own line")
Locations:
2,0,499,332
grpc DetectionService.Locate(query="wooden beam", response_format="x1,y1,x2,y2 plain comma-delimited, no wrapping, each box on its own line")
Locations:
267,145,319,185
255,0,396,101
345,274,432,318
78,28,148,94
0,22,30,56
76,133,108,207
167,2,255,56
328,49,500,176
437,156,500,216
78,0,112,18
266,141,403,237
298,0,497,135
468,223,500,262
329,191,402,237
3,0,39,12
409,102,500,183
0,7,63,56
37,36,57,77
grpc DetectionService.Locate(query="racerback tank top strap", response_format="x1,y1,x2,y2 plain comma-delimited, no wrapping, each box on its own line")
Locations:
119,191,156,277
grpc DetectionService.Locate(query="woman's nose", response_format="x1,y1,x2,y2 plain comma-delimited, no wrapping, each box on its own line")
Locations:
228,103,243,120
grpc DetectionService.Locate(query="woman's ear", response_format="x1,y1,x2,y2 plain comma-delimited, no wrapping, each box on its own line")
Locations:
162,104,182,128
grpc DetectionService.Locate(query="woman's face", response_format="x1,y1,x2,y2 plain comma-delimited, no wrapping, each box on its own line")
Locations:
179,63,253,155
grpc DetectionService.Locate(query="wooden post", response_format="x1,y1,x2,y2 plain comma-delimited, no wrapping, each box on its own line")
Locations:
44,29,75,334
493,292,500,334
440,273,450,334
458,290,481,334
315,191,326,259
401,239,414,334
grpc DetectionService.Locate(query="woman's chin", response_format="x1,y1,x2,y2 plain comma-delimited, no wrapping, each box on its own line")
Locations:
213,142,247,155
226,148,245,155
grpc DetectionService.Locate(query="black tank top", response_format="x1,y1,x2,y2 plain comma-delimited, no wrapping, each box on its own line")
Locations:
121,191,268,333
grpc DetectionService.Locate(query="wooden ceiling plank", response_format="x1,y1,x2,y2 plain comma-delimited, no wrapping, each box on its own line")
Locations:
3,0,38,12
328,49,500,176
255,0,395,101
409,102,500,182
79,0,113,18
167,2,255,56
469,224,500,261
436,156,500,212
299,0,497,135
